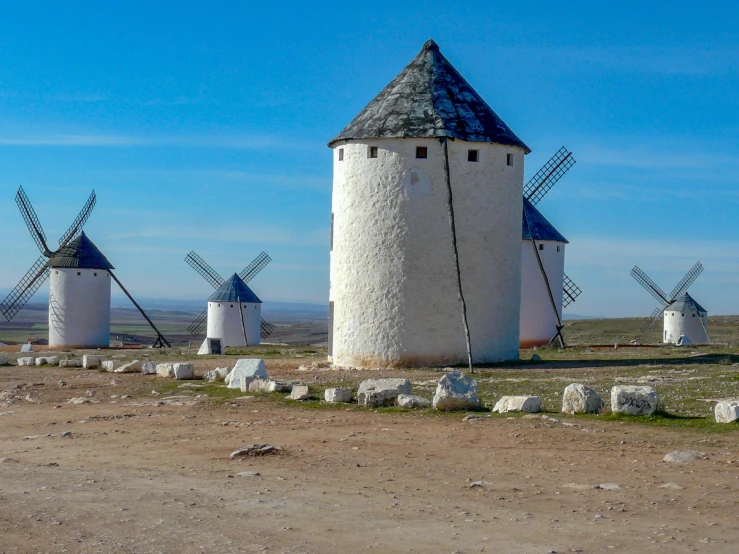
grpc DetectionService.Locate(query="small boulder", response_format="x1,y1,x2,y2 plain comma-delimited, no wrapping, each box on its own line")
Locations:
396,394,431,409
714,400,739,423
59,358,82,368
267,381,292,393
357,378,412,407
114,360,142,374
67,397,91,405
531,354,542,362
172,363,195,380
227,359,267,389
663,450,705,463
229,444,281,458
610,385,658,416
17,357,35,366
141,361,157,375
156,363,175,377
432,370,480,411
35,356,60,366
0,353,9,366
102,360,121,372
248,379,271,393
325,387,352,403
493,396,541,414
204,367,229,382
82,355,102,369
289,385,310,400
562,384,603,415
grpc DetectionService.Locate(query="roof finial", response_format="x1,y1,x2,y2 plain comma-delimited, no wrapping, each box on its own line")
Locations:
422,39,439,52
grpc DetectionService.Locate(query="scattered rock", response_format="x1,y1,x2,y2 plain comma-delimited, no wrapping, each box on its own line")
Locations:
172,363,195,380
289,385,310,400
598,483,621,490
357,378,412,407
493,396,541,414
67,397,92,404
227,359,267,389
248,379,270,393
59,358,82,368
714,400,739,423
204,367,229,382
325,387,352,403
24,434,52,440
659,483,684,490
156,363,175,377
663,450,706,463
102,360,121,372
141,361,157,375
531,354,542,362
235,471,261,478
17,357,35,366
37,356,60,366
610,385,658,416
229,444,281,458
114,360,142,374
432,370,480,411
468,481,488,489
0,353,8,366
267,380,292,393
562,384,604,415
396,394,431,408
82,355,102,369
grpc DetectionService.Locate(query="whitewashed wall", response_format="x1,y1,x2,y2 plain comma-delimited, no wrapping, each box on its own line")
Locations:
520,240,566,347
329,138,524,367
207,301,261,347
49,268,111,348
664,307,709,344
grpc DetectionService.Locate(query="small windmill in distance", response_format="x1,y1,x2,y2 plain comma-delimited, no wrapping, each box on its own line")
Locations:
0,187,171,348
631,262,710,345
185,251,274,352
520,146,582,348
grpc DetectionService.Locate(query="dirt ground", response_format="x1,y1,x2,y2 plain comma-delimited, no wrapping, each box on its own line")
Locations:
1,358,739,553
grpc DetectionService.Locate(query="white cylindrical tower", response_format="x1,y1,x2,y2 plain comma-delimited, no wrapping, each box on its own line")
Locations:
328,40,529,367
48,232,113,348
206,274,262,347
663,293,709,345
520,199,568,347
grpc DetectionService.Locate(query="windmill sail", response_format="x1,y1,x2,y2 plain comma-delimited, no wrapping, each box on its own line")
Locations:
187,309,208,336
58,190,97,248
524,147,576,206
16,187,51,256
185,251,224,289
0,257,49,321
239,251,271,283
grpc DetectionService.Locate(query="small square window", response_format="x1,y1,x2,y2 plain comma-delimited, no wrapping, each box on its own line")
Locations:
507,153,514,166
77,271,81,276
556,245,560,252
416,146,427,159
94,272,97,276
338,148,344,161
230,304,234,308
538,244,544,251
468,149,479,162
368,146,378,158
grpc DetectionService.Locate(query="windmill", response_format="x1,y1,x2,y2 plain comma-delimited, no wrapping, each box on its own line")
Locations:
185,251,274,350
520,146,582,348
631,262,710,345
0,187,171,348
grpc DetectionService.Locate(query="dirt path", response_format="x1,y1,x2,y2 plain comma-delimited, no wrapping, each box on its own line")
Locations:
1,364,738,553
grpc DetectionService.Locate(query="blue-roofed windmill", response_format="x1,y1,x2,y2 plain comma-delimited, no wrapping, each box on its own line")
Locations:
185,251,274,348
520,147,582,348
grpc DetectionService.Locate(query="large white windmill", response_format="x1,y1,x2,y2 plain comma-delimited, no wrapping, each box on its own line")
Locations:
0,187,171,349
184,251,274,350
631,262,710,345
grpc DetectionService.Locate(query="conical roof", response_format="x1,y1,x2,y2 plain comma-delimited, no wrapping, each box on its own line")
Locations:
667,292,706,314
208,274,262,304
47,231,114,270
522,198,568,243
329,40,530,151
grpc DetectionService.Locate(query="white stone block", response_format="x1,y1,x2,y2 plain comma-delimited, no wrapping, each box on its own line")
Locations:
59,359,82,368
35,356,60,366
172,363,195,380
493,396,541,414
0,353,7,366
267,381,292,393
114,360,143,373
102,360,121,372
240,375,256,392
289,385,310,400
227,359,267,389
610,386,658,416
561,384,603,415
204,367,229,382
714,400,739,423
357,378,412,407
248,379,270,393
324,387,352,403
397,394,431,408
432,370,480,411
82,355,103,369
156,363,175,377
17,357,35,366
141,361,157,374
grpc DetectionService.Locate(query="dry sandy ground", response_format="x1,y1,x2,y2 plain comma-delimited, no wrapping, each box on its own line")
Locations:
1,362,738,554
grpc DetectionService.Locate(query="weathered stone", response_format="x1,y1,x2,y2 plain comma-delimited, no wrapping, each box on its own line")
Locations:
67,397,91,404
141,361,157,375
562,384,604,415
226,359,267,389
172,363,195,380
248,379,270,393
289,385,310,400
493,396,541,414
714,400,739,423
240,375,256,392
82,355,102,369
396,394,431,408
267,381,292,393
114,360,142,373
229,444,281,458
432,370,480,411
35,356,60,366
357,378,412,407
17,357,35,366
0,353,8,366
610,385,658,416
663,450,705,463
325,387,352,403
204,367,229,382
59,359,82,368
102,360,122,372
156,363,175,377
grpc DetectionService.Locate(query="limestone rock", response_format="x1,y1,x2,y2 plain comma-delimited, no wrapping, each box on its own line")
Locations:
35,356,60,366
493,396,541,414
156,363,175,377
325,387,352,403
240,375,256,392
562,384,603,415
172,363,195,380
229,444,281,458
82,355,102,369
357,378,412,407
289,385,310,400
248,379,271,393
268,381,292,393
396,394,431,408
114,360,142,373
67,397,92,405
610,385,658,416
432,370,480,411
227,359,267,389
663,450,705,463
17,357,35,366
141,361,157,375
102,360,122,372
0,353,8,366
714,400,739,423
59,359,82,368
204,367,229,382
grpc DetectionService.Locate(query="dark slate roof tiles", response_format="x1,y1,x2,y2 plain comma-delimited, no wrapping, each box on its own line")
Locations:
667,292,707,314
522,198,568,243
209,273,263,304
47,231,114,270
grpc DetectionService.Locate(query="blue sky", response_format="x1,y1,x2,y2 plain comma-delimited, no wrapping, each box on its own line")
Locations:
0,1,737,317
